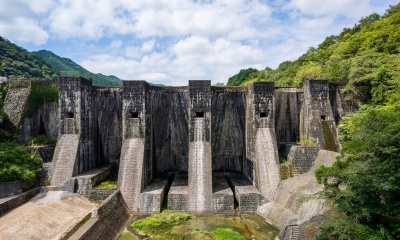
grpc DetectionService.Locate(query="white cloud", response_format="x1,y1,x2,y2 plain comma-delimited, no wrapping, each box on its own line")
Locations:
1,0,398,85
286,0,371,19
0,0,50,45
141,41,155,52
82,35,267,85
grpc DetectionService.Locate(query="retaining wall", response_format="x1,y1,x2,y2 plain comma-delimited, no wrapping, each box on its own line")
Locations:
71,190,131,240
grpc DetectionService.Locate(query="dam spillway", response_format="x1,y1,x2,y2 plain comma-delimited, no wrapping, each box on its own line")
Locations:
49,77,354,214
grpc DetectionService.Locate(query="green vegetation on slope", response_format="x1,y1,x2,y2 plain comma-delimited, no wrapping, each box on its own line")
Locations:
34,50,122,87
228,4,400,105
0,37,58,78
0,142,42,183
24,81,58,118
313,5,400,235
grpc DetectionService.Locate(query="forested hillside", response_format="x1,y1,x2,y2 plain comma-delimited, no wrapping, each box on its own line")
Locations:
270,4,399,239
34,50,122,87
0,37,58,78
228,4,400,104
0,37,122,86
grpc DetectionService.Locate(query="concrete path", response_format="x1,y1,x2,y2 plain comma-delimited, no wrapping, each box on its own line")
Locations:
0,191,97,240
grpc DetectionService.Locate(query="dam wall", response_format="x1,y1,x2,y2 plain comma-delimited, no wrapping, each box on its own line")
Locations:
46,77,353,213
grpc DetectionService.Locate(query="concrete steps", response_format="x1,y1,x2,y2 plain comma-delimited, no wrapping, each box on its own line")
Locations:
291,225,300,239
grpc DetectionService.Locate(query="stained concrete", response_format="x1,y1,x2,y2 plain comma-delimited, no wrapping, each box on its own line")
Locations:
229,172,267,213
0,191,97,240
118,138,144,212
50,134,80,186
140,173,170,213
3,81,29,128
168,172,188,211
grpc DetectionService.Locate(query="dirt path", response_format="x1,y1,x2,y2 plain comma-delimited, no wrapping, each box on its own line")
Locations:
0,191,97,240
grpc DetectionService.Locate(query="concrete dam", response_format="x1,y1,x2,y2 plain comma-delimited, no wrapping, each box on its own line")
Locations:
48,76,356,215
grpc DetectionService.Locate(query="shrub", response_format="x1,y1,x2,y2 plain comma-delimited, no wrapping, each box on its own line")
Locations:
0,142,42,182
28,135,55,146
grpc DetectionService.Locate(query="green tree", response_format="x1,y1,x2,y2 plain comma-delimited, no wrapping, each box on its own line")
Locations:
227,68,259,86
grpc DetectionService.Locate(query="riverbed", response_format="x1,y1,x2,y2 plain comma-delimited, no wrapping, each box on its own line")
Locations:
118,213,278,240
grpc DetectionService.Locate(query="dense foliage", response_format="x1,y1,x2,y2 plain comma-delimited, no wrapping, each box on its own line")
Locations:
24,81,58,118
0,37,58,78
315,99,400,239
227,4,400,104
313,6,400,235
34,50,122,87
0,142,42,183
226,68,261,86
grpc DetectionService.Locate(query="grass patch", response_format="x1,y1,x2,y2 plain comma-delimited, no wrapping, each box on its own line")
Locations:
117,231,137,240
130,210,192,232
95,180,117,189
94,175,118,189
211,228,244,240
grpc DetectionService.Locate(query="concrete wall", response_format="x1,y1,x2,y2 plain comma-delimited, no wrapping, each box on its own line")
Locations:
19,81,59,143
3,79,30,131
94,87,123,162
302,80,339,151
150,88,189,172
246,82,280,202
287,146,320,176
275,88,303,143
211,87,246,172
0,179,37,198
0,188,41,217
75,191,131,240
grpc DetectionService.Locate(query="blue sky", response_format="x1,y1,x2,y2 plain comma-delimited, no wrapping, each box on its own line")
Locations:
0,0,397,86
